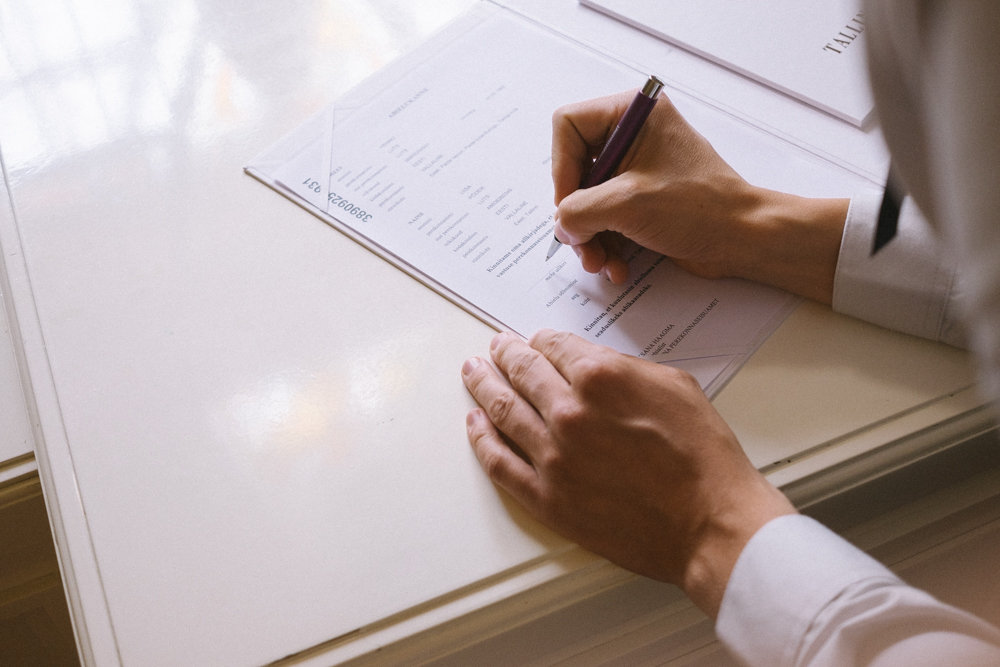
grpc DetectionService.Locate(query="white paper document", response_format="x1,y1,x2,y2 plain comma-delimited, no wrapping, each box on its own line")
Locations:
247,5,868,395
580,0,873,126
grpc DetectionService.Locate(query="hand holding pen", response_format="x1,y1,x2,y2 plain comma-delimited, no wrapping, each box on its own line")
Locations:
547,76,784,287
546,75,664,261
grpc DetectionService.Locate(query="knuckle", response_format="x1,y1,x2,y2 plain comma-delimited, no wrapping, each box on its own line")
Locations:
531,328,571,356
503,350,538,385
552,100,585,126
616,171,643,198
549,394,583,424
571,350,636,403
477,446,508,481
556,194,583,221
663,364,699,390
485,389,518,425
572,351,618,386
614,173,658,215
535,445,568,480
546,397,587,439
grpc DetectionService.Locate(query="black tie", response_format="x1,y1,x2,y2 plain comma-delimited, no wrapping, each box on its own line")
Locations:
872,163,903,254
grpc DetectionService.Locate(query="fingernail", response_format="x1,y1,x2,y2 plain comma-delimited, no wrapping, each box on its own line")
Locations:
462,357,482,376
490,332,509,352
466,408,491,439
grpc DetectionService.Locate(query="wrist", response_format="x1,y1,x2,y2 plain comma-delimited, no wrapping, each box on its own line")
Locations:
680,479,796,619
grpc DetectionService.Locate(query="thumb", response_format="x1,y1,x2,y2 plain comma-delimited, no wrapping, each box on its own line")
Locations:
554,179,627,246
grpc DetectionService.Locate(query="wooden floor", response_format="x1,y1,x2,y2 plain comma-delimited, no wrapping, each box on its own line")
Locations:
0,476,79,667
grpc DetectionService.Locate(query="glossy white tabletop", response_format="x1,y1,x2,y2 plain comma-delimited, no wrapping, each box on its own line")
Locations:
0,1,981,665
0,2,530,664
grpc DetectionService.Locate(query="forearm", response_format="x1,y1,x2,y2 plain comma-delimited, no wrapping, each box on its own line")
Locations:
725,188,849,305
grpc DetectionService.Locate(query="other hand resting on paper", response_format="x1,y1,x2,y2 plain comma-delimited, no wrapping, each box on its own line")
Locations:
551,88,849,303
460,329,795,618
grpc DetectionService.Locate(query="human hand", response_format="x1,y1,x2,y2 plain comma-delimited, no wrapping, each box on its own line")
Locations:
551,89,755,283
461,329,795,618
552,89,848,303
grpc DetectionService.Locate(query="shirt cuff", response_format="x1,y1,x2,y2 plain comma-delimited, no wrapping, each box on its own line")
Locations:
715,514,899,667
832,193,964,347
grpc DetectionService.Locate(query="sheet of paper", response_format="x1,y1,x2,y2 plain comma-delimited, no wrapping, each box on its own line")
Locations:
249,6,867,395
579,0,872,126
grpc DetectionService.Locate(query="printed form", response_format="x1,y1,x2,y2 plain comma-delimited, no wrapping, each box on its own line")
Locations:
250,7,866,395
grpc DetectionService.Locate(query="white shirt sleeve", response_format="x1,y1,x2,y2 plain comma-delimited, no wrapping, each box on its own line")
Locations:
832,193,965,347
715,514,1000,666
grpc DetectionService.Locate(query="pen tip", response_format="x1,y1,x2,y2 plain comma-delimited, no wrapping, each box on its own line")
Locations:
545,235,562,261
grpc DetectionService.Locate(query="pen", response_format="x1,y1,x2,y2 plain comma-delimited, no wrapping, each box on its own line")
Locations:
545,74,664,261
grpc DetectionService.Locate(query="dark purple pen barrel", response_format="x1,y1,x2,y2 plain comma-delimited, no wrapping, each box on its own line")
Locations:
581,77,662,188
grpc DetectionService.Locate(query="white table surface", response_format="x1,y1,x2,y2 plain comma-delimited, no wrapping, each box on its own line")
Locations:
0,1,985,665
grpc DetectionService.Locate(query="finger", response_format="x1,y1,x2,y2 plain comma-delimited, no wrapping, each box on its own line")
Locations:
575,237,609,274
566,232,629,284
529,328,616,382
605,257,630,285
554,203,615,263
555,179,630,246
465,407,541,503
461,354,549,455
487,332,571,416
599,233,630,284
551,91,635,204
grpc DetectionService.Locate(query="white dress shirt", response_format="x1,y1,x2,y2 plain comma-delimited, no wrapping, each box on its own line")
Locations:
833,193,965,348
717,515,1000,666
716,3,1000,664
